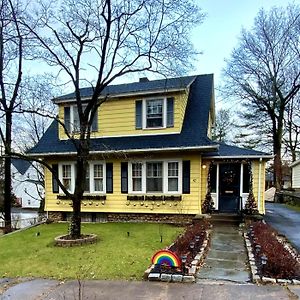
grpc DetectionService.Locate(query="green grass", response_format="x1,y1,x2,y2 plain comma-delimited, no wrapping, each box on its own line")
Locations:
285,203,300,212
0,222,183,280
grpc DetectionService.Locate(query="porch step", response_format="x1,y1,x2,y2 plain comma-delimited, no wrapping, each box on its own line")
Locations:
210,213,242,225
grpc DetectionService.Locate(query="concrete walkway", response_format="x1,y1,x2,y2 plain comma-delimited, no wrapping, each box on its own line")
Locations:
265,202,300,251
197,223,250,283
1,277,300,300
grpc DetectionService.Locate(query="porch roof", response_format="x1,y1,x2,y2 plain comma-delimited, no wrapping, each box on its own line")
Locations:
203,142,272,159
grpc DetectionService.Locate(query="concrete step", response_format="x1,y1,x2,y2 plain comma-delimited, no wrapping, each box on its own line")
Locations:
210,213,242,225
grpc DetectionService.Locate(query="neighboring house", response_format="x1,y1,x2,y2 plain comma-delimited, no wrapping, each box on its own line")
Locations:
28,74,272,222
11,159,43,209
291,159,300,191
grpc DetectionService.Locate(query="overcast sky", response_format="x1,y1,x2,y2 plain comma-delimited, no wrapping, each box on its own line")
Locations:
194,0,292,85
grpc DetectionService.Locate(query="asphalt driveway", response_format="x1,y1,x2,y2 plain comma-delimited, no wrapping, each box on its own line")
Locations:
264,202,300,251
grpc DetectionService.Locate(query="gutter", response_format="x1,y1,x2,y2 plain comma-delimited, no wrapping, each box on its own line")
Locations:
27,144,219,157
203,155,274,159
53,87,188,104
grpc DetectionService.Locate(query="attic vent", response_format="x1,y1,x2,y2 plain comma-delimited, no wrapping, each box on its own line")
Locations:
139,77,149,82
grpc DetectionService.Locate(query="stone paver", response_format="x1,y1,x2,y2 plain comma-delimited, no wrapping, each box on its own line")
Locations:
197,223,250,283
0,278,297,300
265,202,300,251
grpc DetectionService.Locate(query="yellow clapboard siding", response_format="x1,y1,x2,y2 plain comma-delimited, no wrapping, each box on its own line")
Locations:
58,91,189,139
44,153,202,215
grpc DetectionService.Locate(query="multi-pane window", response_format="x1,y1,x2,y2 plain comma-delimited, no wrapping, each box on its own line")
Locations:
168,162,179,192
146,162,163,192
128,160,182,194
62,164,72,191
64,105,98,134
146,99,163,128
93,164,104,192
132,163,142,192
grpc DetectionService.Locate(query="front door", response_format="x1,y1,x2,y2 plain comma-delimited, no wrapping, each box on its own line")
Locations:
219,163,240,213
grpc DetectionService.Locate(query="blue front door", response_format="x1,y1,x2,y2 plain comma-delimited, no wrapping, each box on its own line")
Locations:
219,163,240,213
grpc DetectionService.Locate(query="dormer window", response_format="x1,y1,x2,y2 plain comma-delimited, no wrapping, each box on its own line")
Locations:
135,97,174,130
64,105,98,134
146,99,163,128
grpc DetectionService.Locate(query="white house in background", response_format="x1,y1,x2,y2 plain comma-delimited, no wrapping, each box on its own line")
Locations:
291,159,300,191
11,159,43,208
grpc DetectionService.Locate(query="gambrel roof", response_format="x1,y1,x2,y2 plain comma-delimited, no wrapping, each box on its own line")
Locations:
28,74,271,158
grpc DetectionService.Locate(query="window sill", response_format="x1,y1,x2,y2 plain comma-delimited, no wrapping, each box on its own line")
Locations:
127,195,182,201
57,195,106,200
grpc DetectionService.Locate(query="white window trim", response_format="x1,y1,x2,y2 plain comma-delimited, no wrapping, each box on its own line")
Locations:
67,105,97,133
128,159,182,194
89,161,106,194
142,97,167,129
58,161,106,194
59,162,76,193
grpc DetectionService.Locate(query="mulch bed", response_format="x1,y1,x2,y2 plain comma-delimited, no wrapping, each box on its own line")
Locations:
248,221,300,280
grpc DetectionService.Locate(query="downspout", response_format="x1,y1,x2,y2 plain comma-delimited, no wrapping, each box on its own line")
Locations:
258,158,262,213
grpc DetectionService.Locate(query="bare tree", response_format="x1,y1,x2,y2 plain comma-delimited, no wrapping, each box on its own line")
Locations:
211,108,232,143
283,95,300,162
222,4,300,190
22,0,204,238
0,0,28,232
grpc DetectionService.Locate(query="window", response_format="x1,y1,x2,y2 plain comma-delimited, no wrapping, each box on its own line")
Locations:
93,164,104,192
168,162,179,192
146,99,163,128
243,163,251,193
58,162,106,194
62,164,72,191
128,160,182,194
147,162,163,192
132,163,142,192
135,97,174,129
64,105,98,134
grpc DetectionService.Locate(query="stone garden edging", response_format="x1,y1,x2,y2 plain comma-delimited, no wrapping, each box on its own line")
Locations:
145,230,211,283
54,234,98,247
243,232,300,285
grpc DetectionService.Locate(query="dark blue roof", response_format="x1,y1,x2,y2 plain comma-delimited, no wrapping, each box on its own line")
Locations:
55,76,197,101
203,142,271,158
29,74,271,158
11,158,32,175
29,74,216,154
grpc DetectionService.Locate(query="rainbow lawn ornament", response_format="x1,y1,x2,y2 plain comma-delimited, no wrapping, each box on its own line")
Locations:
151,249,181,268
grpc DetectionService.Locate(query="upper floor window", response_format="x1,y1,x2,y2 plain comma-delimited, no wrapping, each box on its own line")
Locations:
64,105,98,134
136,97,174,130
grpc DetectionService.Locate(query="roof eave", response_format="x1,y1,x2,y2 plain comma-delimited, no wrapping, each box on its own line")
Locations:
203,155,274,160
52,87,188,104
27,144,219,157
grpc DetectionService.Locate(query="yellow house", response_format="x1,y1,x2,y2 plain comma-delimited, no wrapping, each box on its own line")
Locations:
29,74,272,222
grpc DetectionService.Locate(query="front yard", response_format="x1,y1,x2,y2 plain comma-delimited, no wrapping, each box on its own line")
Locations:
0,223,183,280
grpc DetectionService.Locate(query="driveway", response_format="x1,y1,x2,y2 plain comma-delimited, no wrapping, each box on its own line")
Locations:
264,202,300,251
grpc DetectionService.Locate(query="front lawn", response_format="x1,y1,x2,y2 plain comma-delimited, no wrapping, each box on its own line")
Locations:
0,222,183,280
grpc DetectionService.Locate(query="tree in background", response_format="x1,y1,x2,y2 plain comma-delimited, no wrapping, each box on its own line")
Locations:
211,108,232,143
0,0,30,232
222,4,300,190
21,0,205,238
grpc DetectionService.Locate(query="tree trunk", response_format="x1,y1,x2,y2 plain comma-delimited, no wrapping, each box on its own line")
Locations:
4,111,12,233
273,130,282,191
69,141,89,239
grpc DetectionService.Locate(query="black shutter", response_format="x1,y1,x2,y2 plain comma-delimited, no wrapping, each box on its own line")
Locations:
91,109,98,132
106,163,113,193
64,106,71,133
135,100,142,129
52,164,59,193
121,162,128,193
182,160,190,194
166,97,174,127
